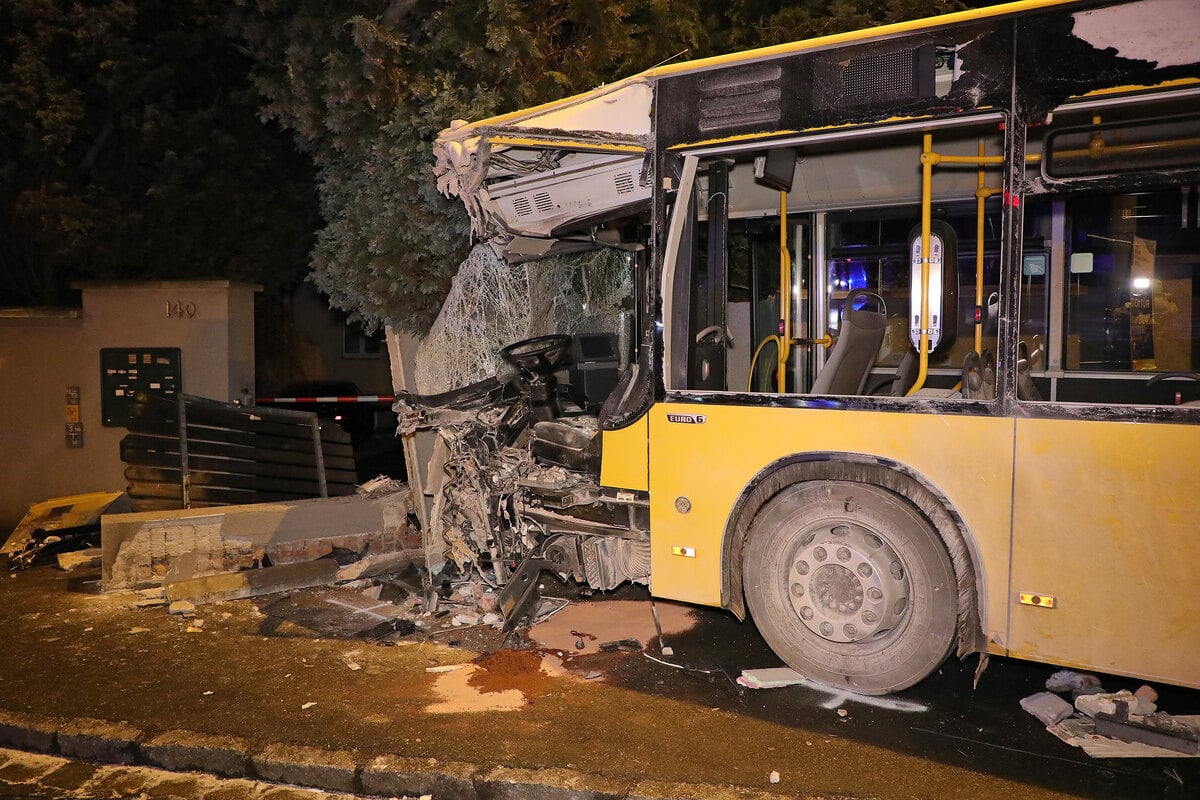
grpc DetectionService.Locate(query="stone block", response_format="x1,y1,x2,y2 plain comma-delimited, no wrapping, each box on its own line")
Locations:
141,729,251,778
475,766,628,800
1075,690,1136,719
251,743,358,794
1020,692,1074,726
57,717,142,764
361,754,478,800
0,709,67,753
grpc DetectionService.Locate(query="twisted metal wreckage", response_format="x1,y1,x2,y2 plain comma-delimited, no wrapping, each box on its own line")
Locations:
396,333,651,626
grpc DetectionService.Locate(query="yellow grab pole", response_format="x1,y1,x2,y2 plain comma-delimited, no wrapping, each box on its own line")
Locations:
777,191,791,393
976,140,987,354
907,134,934,396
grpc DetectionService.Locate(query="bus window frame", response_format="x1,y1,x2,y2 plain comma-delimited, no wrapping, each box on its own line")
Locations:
1014,88,1200,416
661,113,1008,400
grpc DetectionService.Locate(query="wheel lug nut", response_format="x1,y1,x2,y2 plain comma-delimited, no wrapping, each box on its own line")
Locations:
800,606,814,620
837,547,851,562
819,622,833,637
844,624,858,638
813,546,827,561
862,611,877,624
791,583,804,597
868,587,883,601
857,563,873,578
796,560,810,576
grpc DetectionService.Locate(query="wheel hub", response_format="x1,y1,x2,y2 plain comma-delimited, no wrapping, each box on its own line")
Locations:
787,523,910,643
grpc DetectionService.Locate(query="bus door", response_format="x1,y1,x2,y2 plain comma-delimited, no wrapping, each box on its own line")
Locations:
681,154,813,394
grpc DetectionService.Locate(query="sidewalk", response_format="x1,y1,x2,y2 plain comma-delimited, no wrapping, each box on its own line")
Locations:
0,566,1080,800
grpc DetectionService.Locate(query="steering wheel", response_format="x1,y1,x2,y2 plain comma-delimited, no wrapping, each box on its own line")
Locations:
501,334,572,377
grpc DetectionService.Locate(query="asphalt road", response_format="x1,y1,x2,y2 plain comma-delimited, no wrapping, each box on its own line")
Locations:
1,565,1196,800
591,579,1200,800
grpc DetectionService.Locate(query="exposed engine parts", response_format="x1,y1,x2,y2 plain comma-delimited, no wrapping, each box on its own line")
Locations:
396,356,650,604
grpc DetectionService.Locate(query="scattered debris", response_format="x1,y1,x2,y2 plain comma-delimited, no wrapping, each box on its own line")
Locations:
1021,692,1074,726
769,771,780,784
599,638,642,653
426,664,468,674
1094,713,1200,755
128,627,149,634
165,560,339,605
1049,716,1200,758
335,548,423,582
357,618,418,642
1034,671,1199,758
737,667,806,689
3,492,128,571
135,597,167,609
357,475,407,497
168,600,196,616
301,702,317,710
56,548,102,572
1046,669,1103,696
1075,690,1137,718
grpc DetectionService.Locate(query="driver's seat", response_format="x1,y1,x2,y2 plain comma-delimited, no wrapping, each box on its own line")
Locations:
530,415,602,472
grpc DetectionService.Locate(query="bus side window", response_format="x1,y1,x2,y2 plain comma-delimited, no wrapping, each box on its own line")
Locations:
1023,188,1200,405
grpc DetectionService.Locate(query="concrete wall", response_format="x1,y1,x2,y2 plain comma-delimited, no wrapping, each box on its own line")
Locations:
101,490,413,590
0,281,259,532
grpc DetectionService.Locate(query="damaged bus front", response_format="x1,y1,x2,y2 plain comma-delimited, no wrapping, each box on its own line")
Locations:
411,0,1200,696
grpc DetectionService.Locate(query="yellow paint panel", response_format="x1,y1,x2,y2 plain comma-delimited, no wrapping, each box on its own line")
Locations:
600,415,649,491
647,403,1015,643
1010,417,1200,688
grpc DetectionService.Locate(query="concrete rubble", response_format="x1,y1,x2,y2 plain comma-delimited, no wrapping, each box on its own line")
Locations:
1022,669,1200,758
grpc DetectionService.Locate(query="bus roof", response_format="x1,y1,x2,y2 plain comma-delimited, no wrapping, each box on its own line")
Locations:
435,0,1077,144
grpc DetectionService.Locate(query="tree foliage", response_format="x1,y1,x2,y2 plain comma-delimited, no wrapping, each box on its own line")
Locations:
235,0,714,333
0,0,317,307
236,0,976,334
1,0,981,324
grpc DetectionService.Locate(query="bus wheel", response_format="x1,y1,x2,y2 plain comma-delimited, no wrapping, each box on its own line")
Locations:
744,480,956,695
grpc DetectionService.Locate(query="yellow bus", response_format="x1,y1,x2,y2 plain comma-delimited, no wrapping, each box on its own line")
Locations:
416,0,1200,694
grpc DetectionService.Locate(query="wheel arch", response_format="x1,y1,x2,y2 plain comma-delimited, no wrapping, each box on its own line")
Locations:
720,453,988,660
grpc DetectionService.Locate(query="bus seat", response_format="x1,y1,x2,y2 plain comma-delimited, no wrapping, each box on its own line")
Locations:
962,350,996,400
889,349,919,396
865,348,918,396
811,290,887,396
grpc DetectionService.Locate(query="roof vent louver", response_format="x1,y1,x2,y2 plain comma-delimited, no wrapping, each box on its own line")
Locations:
614,171,636,195
512,196,534,217
533,191,555,213
697,64,783,133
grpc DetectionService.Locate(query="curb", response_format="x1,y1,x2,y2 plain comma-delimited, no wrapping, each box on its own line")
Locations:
0,708,811,800
141,729,253,779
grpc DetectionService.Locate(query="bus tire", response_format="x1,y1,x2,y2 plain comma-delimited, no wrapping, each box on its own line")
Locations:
744,479,956,695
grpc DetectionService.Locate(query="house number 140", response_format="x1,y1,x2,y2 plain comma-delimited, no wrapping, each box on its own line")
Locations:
166,301,197,318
